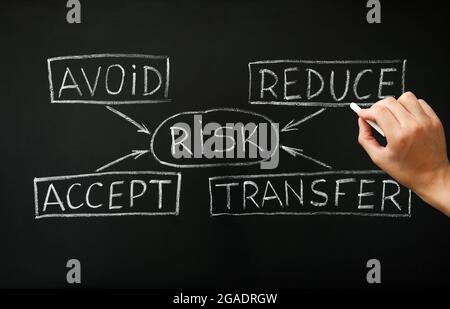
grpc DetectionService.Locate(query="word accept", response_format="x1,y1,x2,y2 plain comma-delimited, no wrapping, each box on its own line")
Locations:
34,171,181,218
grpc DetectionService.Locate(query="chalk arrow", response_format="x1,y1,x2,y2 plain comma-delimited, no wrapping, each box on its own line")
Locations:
281,145,332,170
106,106,151,135
95,149,149,172
280,145,303,157
281,108,327,132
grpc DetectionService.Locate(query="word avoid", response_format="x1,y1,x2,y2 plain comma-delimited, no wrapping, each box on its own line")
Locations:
47,54,170,104
151,109,280,169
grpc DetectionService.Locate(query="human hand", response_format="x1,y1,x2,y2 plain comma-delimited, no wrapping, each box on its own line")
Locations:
357,92,450,216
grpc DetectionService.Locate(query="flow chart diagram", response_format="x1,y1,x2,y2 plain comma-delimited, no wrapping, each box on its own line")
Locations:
34,54,411,218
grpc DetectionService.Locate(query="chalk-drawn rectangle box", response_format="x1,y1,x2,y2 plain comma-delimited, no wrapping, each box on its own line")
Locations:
248,60,406,107
34,171,181,219
47,54,170,105
209,170,411,217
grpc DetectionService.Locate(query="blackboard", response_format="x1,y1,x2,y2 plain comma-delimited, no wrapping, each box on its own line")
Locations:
1,0,449,289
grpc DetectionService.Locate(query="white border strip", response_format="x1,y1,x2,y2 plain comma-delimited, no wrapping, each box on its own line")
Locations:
51,100,172,104
250,101,374,107
249,60,405,65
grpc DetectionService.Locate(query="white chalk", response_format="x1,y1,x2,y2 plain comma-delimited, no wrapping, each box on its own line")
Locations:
350,103,385,137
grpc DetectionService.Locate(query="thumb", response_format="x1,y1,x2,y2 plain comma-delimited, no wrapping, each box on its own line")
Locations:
357,117,384,162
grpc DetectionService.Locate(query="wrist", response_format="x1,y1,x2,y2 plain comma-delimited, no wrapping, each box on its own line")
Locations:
415,165,450,216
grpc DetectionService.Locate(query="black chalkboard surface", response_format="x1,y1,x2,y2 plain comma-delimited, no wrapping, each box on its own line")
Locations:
0,0,449,289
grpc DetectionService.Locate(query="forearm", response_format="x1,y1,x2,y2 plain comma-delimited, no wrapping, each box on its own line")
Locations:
414,165,450,217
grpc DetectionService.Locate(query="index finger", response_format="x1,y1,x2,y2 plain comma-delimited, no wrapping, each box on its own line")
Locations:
358,104,401,141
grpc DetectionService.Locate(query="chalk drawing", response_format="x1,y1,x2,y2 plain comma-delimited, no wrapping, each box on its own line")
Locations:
34,171,181,219
150,108,280,169
281,108,327,132
95,150,149,172
106,106,151,135
47,54,170,104
209,170,411,217
280,145,332,169
248,60,407,106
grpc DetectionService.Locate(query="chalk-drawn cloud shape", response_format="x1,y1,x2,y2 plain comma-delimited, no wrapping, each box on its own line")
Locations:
150,108,279,168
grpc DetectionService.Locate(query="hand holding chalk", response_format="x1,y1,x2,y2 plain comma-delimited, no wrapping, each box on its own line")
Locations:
350,103,385,137
354,93,450,217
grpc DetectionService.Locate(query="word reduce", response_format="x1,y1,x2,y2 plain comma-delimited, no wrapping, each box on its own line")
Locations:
249,60,406,106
